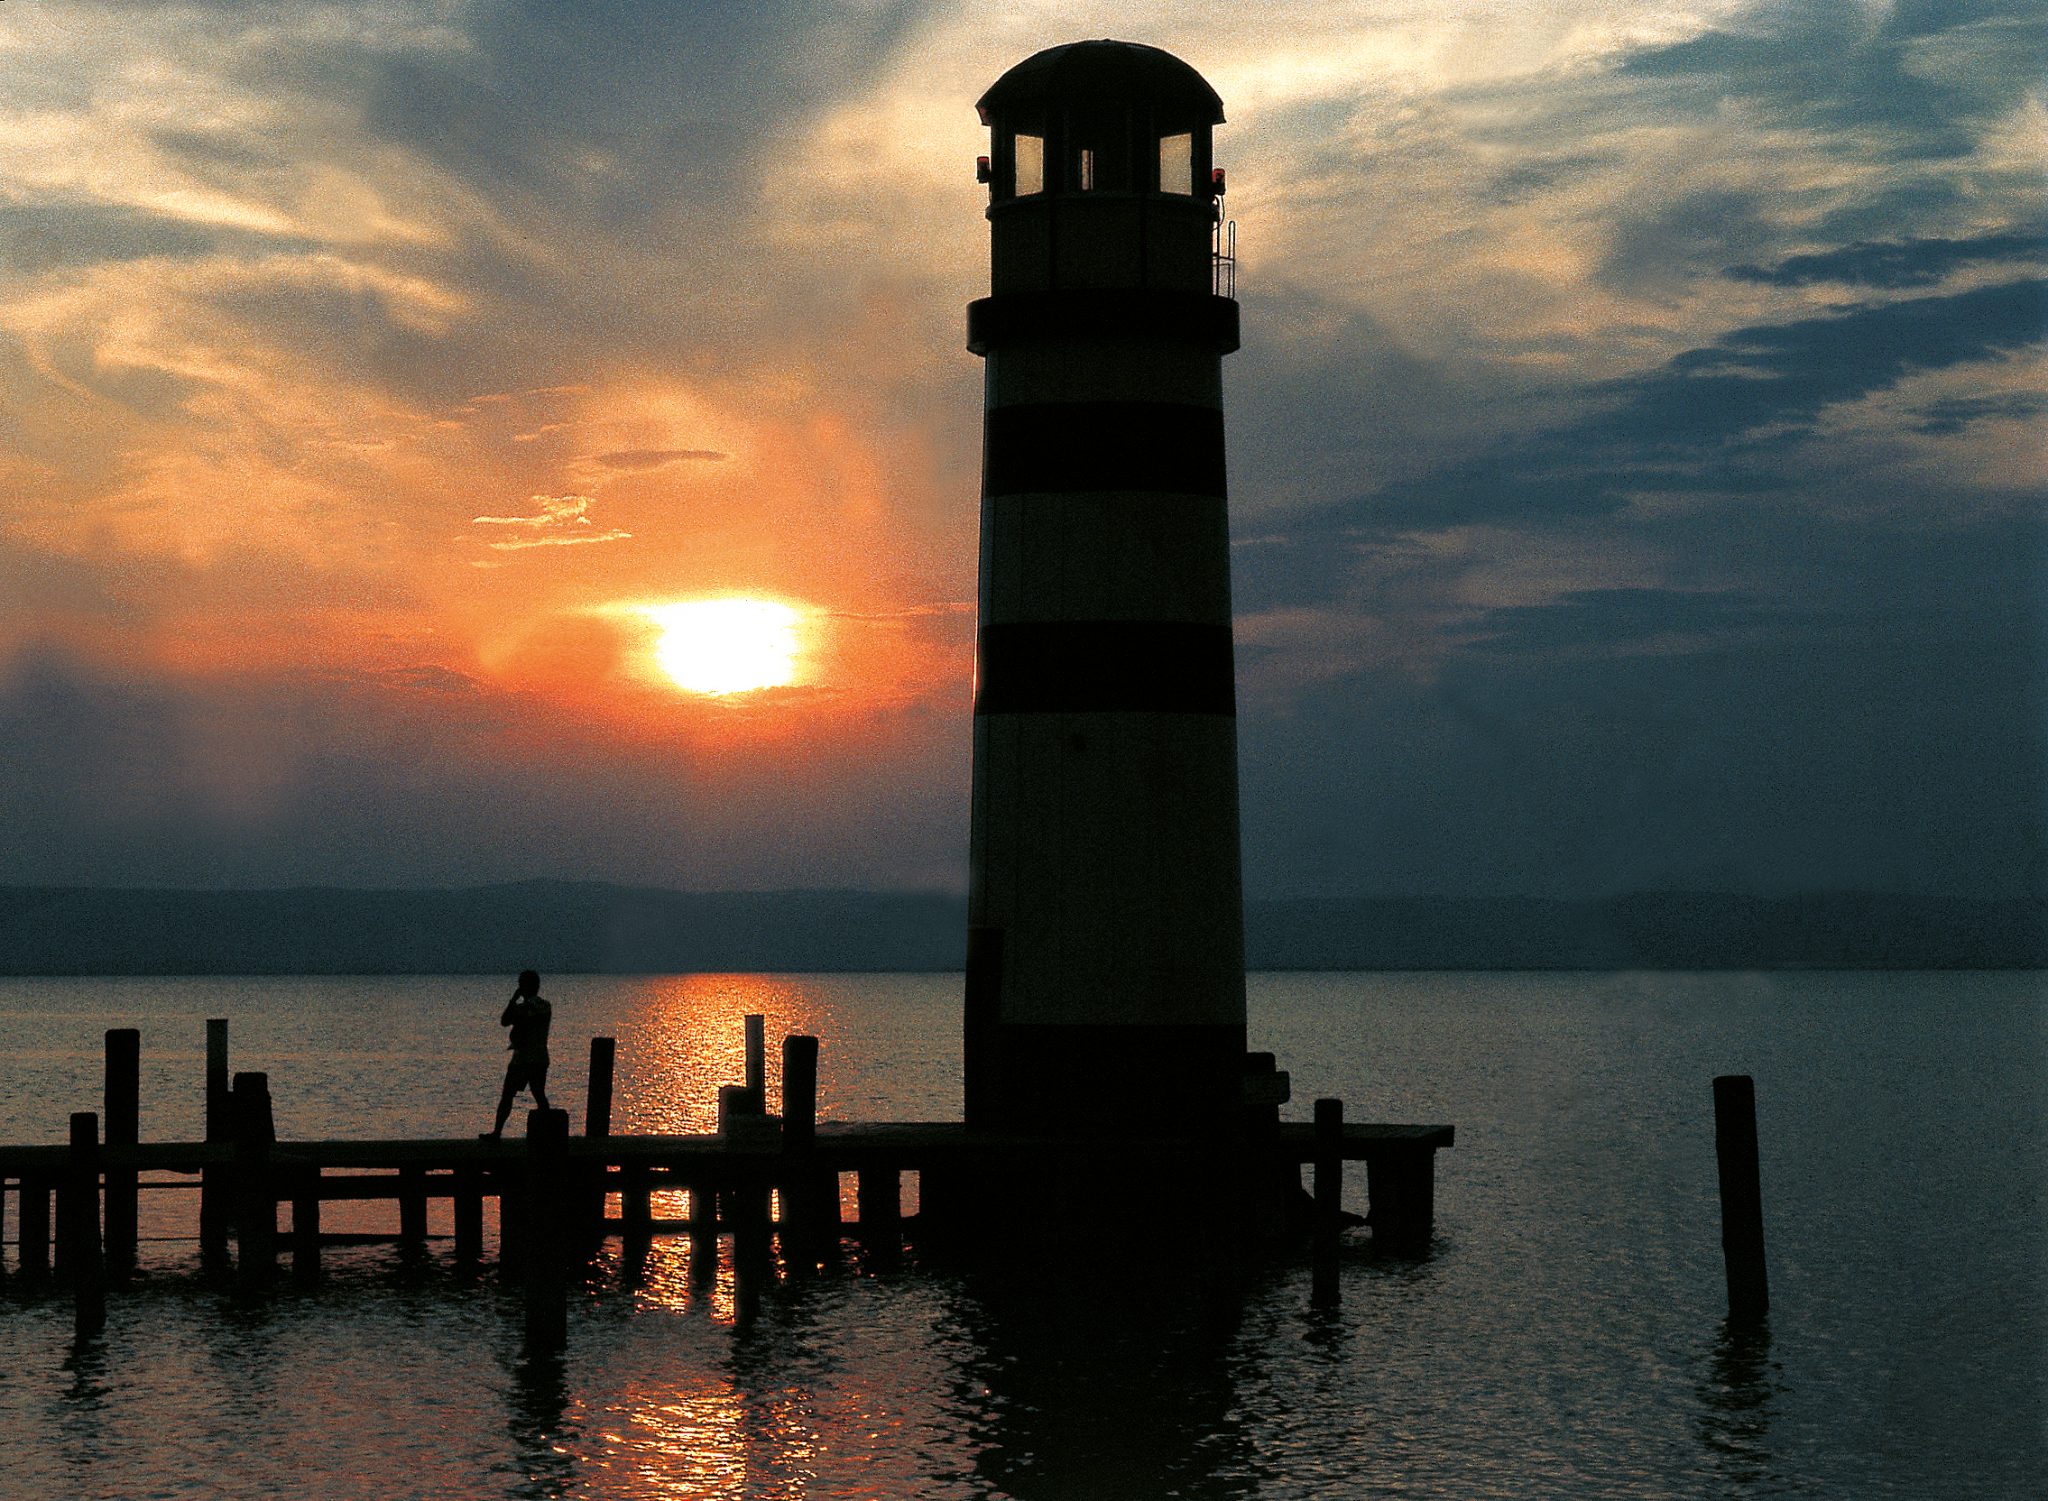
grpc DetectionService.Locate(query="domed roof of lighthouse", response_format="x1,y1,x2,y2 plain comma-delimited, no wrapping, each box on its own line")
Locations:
976,39,1225,124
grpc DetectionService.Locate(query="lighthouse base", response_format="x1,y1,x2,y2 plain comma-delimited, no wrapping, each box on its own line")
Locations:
964,1021,1249,1138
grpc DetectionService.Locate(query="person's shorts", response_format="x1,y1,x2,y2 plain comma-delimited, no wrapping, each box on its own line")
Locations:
505,1050,550,1094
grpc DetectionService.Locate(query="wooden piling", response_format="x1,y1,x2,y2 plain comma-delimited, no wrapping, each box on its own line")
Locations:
744,1014,766,1099
733,1170,773,1284
680,1178,716,1284
780,1035,823,1262
293,1168,321,1284
19,1174,51,1282
231,1071,276,1292
201,1019,230,1272
398,1166,428,1248
583,1037,615,1238
524,1107,570,1346
453,1167,483,1265
781,1036,818,1151
1365,1143,1437,1256
61,1112,105,1331
621,1164,653,1247
1713,1074,1769,1326
103,1028,140,1281
856,1166,900,1245
1312,1097,1342,1303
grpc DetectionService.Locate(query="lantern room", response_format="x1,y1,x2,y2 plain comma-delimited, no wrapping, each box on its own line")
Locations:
975,39,1227,297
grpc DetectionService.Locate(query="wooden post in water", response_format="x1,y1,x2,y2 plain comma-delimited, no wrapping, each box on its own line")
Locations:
293,1167,321,1285
61,1112,106,1333
399,1167,428,1249
744,1014,766,1102
1713,1074,1769,1326
524,1107,570,1347
453,1167,483,1265
1366,1144,1437,1256
780,1035,821,1265
684,1178,717,1285
621,1164,653,1247
231,1072,276,1292
1312,1097,1342,1304
19,1174,51,1283
103,1028,140,1282
583,1037,615,1239
201,1018,230,1273
856,1166,900,1252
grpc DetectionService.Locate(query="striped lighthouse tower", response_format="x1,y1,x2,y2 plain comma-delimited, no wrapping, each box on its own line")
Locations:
966,41,1246,1137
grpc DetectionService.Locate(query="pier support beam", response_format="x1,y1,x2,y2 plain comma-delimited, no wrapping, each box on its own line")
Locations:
744,1015,766,1101
19,1174,51,1283
856,1166,900,1256
1312,1098,1341,1304
453,1168,483,1266
779,1035,829,1267
524,1108,570,1347
684,1179,717,1284
103,1029,139,1283
1365,1144,1437,1256
293,1169,321,1285
232,1072,276,1293
583,1037,615,1242
399,1167,428,1249
61,1112,105,1333
200,1019,230,1275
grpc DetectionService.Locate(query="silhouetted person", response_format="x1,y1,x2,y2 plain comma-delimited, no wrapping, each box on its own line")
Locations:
482,969,552,1139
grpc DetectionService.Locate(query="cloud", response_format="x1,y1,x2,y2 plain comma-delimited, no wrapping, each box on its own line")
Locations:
471,493,631,551
1350,275,2048,531
1909,390,2048,435
1727,231,2046,288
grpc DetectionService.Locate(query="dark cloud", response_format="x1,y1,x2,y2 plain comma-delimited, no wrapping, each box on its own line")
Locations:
1600,190,1779,294
1910,390,2048,434
1348,276,2047,531
1727,232,2045,288
1619,1,2042,145
1465,588,1790,654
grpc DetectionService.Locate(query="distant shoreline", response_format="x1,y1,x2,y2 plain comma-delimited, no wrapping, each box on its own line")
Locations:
1,883,2039,974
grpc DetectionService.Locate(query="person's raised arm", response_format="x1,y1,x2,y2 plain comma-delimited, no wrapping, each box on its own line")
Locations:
501,991,521,1027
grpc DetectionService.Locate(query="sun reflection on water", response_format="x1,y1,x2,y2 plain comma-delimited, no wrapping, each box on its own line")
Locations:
608,974,835,1135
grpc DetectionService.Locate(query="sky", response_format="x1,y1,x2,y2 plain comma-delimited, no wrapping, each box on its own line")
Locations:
0,0,2042,901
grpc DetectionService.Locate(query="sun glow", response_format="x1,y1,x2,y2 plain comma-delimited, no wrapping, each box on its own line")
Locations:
647,598,802,695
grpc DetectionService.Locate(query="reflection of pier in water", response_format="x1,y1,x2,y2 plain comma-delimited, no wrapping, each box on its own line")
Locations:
0,1018,1451,1334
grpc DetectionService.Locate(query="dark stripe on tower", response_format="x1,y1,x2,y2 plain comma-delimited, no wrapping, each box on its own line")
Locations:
975,621,1235,715
984,403,1225,497
967,291,1240,355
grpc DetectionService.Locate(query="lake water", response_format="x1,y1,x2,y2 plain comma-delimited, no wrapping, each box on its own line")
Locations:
0,971,2040,1499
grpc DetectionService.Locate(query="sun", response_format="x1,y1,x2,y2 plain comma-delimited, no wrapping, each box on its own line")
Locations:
646,598,802,695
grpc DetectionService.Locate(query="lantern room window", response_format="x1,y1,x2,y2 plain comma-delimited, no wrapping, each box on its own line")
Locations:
1158,132,1193,195
1014,132,1044,196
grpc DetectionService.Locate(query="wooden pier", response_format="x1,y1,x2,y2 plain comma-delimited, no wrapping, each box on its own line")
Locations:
0,1022,1453,1325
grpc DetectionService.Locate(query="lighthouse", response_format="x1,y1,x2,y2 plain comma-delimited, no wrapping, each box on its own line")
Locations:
965,41,1246,1137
